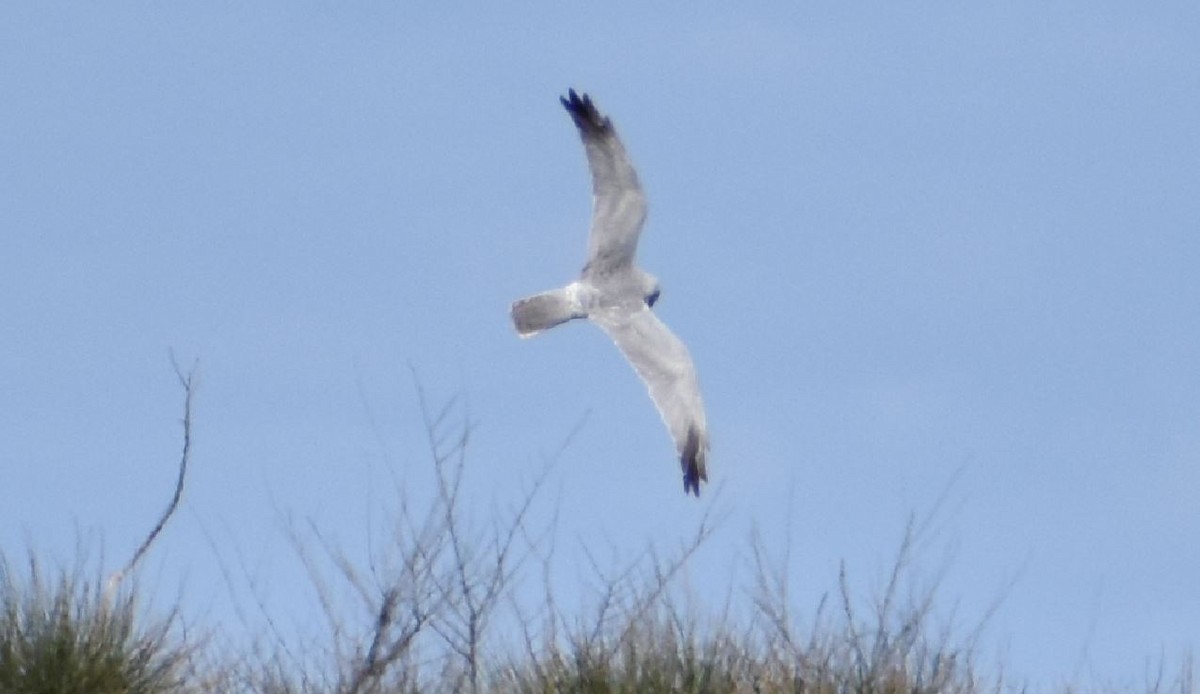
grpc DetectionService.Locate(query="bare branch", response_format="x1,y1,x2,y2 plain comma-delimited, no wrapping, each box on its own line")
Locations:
104,353,198,606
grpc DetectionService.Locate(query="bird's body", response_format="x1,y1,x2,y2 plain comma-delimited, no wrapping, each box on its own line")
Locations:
510,89,711,496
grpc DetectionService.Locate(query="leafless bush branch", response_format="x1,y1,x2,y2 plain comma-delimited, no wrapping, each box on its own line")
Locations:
104,353,198,607
240,381,559,694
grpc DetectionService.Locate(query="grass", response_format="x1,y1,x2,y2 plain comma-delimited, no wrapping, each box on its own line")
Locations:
3,381,1193,693
488,516,991,694
0,552,189,694
3,516,1194,693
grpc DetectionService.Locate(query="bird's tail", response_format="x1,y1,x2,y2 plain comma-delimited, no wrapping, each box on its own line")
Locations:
511,286,585,337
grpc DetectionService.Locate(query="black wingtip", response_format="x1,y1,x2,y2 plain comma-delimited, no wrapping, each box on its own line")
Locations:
560,87,611,134
681,425,707,497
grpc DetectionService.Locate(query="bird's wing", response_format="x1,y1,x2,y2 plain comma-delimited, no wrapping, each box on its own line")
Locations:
560,89,648,277
590,305,709,495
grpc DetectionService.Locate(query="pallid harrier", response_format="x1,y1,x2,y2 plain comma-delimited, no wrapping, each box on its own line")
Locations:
510,89,710,496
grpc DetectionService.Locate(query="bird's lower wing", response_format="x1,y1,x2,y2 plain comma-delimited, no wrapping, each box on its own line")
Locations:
590,306,709,495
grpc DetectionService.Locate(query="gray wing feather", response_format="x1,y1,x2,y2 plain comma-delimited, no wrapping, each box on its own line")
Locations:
591,306,709,495
561,90,648,276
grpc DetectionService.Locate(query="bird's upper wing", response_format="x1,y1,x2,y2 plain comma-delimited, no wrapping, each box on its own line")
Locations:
590,305,709,495
561,89,648,277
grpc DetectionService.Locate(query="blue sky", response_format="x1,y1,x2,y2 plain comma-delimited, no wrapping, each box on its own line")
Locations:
2,1,1198,686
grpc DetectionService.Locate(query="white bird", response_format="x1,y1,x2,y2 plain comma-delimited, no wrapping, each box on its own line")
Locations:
511,89,710,496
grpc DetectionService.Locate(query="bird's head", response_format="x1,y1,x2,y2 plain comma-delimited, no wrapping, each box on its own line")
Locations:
641,273,662,307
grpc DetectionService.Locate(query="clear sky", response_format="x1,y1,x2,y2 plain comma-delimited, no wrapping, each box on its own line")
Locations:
2,2,1197,687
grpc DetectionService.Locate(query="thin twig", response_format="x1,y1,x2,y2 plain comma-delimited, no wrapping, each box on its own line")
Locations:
104,353,198,606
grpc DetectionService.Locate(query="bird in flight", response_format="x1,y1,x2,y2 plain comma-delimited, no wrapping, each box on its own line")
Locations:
511,89,710,496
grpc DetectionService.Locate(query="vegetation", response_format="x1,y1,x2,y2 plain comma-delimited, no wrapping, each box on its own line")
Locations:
0,554,188,694
1,371,1193,693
